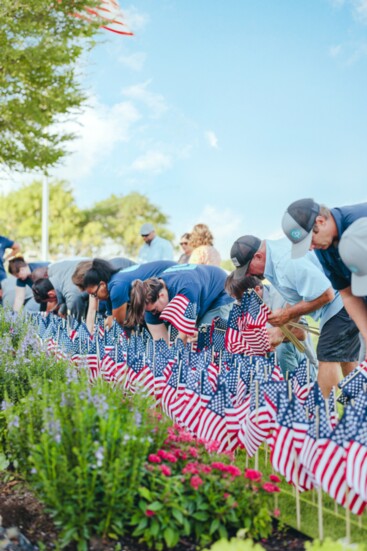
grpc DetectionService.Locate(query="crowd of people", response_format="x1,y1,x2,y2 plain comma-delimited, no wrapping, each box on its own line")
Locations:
1,201,367,397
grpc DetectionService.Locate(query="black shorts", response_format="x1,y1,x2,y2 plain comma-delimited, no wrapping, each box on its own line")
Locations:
317,307,360,362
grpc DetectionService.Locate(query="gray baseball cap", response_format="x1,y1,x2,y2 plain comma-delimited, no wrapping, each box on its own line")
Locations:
230,235,261,280
281,198,320,259
140,222,155,236
338,217,367,297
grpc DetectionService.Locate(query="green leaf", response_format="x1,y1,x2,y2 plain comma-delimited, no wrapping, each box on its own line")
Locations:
209,518,220,534
171,509,184,524
147,501,163,512
139,487,152,500
164,527,179,548
193,511,209,521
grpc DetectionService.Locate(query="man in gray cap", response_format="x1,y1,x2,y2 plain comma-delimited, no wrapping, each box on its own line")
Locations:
282,198,367,361
138,222,174,263
229,234,360,397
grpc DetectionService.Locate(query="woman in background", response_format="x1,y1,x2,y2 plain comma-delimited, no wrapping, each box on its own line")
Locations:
178,233,193,264
188,223,221,266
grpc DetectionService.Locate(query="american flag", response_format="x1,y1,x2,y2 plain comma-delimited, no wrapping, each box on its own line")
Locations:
159,295,197,336
312,405,366,514
240,381,274,456
197,381,232,451
338,362,367,400
86,338,100,384
271,399,311,491
225,291,270,356
177,357,213,433
292,359,314,405
299,405,331,487
210,316,227,352
74,0,133,36
346,412,367,501
196,325,211,352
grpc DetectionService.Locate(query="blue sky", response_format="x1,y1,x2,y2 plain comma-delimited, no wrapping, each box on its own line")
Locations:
7,0,367,258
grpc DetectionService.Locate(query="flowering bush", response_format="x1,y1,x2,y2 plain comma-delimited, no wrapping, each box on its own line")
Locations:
3,371,169,550
131,425,278,549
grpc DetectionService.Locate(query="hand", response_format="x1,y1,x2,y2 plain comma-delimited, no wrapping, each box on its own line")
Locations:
267,327,284,350
268,308,291,327
187,330,198,344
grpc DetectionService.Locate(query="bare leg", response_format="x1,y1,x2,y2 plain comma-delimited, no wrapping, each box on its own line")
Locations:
317,361,341,398
340,361,358,377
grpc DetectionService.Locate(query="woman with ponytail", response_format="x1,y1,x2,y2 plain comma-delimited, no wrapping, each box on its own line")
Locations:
129,264,234,343
82,259,176,327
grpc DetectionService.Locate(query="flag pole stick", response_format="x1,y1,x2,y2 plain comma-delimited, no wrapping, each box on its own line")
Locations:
315,406,324,541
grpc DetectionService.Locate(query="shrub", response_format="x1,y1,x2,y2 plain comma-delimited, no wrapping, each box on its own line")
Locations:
204,537,264,550
3,371,168,550
131,425,276,549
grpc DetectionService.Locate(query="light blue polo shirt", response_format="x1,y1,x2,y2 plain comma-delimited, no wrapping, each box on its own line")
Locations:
264,238,343,329
138,236,174,263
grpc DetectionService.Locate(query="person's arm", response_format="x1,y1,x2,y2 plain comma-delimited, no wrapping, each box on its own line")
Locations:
13,286,26,312
86,295,98,334
4,242,21,261
147,322,169,343
112,303,127,326
340,287,367,359
268,287,334,326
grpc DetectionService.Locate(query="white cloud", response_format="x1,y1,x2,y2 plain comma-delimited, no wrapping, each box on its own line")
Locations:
130,150,172,173
118,51,146,71
205,130,219,149
53,96,141,181
122,80,168,118
329,44,342,57
353,0,367,22
123,5,150,32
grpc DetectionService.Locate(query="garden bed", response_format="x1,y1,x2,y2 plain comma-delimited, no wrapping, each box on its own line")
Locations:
0,473,310,551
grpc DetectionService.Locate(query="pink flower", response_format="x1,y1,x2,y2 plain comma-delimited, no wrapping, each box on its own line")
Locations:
190,475,204,489
223,492,230,499
244,469,263,482
225,465,241,477
182,462,200,475
189,446,199,458
148,454,161,463
273,508,281,518
205,440,220,452
160,465,172,476
211,462,227,472
200,464,212,474
262,482,280,493
145,509,156,517
269,474,281,483
157,450,177,463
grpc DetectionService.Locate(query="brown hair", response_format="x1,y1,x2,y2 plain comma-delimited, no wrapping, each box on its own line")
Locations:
72,260,93,290
188,223,214,248
8,256,27,276
225,273,263,301
126,277,165,327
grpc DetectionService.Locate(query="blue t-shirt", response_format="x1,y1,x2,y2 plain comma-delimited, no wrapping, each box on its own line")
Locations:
264,238,343,329
315,203,367,291
107,260,177,312
145,264,233,329
16,261,50,288
0,236,14,281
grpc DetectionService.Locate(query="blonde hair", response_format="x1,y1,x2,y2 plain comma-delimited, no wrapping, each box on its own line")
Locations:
188,223,214,248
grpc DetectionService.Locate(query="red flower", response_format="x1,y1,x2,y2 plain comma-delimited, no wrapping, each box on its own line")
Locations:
200,464,212,474
223,492,231,499
189,446,199,458
157,450,177,463
182,462,200,475
262,482,280,493
160,465,172,476
269,474,281,483
244,469,263,481
205,440,220,452
145,509,156,517
225,465,241,477
190,475,204,489
211,462,227,471
273,508,281,518
148,454,161,463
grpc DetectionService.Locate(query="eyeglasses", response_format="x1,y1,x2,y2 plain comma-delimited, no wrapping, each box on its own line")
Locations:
90,282,103,298
141,234,150,237
180,241,188,246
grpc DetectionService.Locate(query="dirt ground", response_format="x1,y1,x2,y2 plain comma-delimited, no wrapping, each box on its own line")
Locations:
0,474,309,551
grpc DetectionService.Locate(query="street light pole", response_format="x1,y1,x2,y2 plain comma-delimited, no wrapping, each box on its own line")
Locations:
41,178,49,260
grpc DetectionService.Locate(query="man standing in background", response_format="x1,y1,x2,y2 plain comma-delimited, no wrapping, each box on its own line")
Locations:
138,223,174,263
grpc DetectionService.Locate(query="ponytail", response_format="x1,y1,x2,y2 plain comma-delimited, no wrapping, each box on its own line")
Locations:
126,277,165,327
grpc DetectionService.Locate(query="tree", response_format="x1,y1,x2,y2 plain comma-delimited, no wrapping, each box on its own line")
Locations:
0,182,175,258
86,192,175,257
0,0,100,172
0,180,84,255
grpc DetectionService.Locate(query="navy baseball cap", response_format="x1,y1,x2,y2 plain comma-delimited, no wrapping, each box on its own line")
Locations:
230,235,261,280
282,198,320,259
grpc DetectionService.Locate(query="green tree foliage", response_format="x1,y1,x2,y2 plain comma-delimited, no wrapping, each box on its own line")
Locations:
0,181,175,258
0,0,100,172
85,192,175,256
